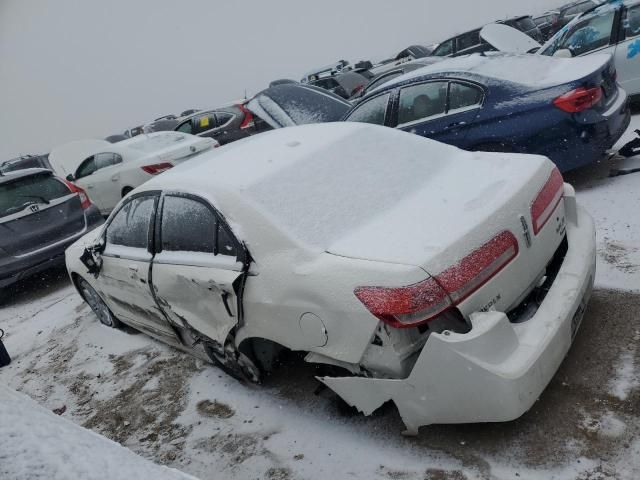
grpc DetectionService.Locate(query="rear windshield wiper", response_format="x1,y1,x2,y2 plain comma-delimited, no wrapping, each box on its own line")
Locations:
17,195,50,205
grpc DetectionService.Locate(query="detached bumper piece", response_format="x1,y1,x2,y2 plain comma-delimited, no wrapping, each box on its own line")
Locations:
321,198,595,435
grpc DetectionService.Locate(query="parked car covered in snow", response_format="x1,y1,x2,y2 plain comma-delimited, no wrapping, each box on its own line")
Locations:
343,52,630,171
66,123,596,434
538,0,640,98
0,154,51,174
0,169,102,289
49,132,217,215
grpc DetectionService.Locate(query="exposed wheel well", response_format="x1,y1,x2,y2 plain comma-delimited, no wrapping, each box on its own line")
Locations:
121,186,133,197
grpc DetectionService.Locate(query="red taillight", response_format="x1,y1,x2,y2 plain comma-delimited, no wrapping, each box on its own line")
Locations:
553,86,602,113
531,167,564,235
63,180,92,210
238,103,255,130
141,162,173,175
355,231,519,329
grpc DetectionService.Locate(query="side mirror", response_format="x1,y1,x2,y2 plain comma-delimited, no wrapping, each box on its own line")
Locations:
553,48,573,58
66,173,75,181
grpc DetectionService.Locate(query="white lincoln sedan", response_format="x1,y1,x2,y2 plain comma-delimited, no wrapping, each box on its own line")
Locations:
66,123,596,434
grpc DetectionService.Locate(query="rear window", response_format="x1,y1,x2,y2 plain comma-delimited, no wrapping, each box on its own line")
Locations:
0,174,70,217
0,155,50,173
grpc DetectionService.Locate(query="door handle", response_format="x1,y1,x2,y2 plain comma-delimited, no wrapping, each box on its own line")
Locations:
111,174,119,182
128,265,139,272
446,121,466,129
86,184,95,189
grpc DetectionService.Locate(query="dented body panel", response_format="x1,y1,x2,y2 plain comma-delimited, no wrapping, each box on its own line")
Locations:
320,204,595,434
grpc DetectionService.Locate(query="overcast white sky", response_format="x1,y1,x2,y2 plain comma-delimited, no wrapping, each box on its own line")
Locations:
0,0,561,159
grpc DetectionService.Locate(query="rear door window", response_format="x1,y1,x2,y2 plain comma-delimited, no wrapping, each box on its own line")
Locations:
94,153,123,170
192,114,217,134
0,174,70,217
161,195,238,256
345,93,390,125
215,112,234,126
456,31,480,52
397,82,448,126
107,195,156,248
448,82,484,112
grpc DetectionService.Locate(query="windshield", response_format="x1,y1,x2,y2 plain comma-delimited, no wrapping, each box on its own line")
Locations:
0,174,70,217
540,8,615,56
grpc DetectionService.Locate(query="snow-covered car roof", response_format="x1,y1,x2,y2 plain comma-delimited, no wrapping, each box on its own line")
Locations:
371,52,612,91
137,123,545,261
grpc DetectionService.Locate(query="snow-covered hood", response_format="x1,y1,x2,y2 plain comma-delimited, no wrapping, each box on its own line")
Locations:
480,23,541,54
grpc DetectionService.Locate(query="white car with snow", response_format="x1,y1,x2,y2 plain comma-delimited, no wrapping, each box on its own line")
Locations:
66,123,596,434
49,132,217,215
481,0,640,97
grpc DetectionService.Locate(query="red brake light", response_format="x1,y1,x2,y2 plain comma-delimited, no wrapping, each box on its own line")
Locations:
355,231,519,328
63,180,92,210
141,162,173,175
531,167,564,235
553,86,602,113
238,103,255,130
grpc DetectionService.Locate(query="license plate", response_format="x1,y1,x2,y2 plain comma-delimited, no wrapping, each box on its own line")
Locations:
571,275,592,341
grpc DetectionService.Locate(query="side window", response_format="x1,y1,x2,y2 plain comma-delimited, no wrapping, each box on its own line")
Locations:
397,82,448,126
161,196,216,253
161,195,238,256
94,153,122,170
75,156,97,179
456,31,480,52
217,223,238,257
192,114,217,134
448,82,483,111
176,120,193,134
215,112,233,126
433,39,454,57
106,195,156,248
345,93,390,125
559,10,616,56
626,5,640,37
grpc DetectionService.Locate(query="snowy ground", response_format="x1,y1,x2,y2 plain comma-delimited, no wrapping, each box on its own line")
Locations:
1,120,640,480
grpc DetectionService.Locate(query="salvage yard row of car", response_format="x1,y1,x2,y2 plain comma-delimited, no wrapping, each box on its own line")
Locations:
0,0,635,434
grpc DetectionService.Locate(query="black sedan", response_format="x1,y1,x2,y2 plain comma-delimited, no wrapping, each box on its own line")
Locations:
0,169,103,290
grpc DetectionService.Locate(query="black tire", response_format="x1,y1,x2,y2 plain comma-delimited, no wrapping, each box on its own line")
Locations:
121,187,133,198
204,342,261,384
77,277,121,328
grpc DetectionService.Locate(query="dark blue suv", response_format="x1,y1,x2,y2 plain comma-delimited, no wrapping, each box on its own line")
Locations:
344,53,630,172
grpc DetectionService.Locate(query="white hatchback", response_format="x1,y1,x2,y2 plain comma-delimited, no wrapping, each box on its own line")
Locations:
49,132,217,215
66,123,596,434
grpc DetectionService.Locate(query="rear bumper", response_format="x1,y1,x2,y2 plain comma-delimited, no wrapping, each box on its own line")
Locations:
321,192,596,433
0,206,103,289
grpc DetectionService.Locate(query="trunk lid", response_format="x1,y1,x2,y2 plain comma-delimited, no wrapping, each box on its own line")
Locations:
0,172,86,256
246,84,351,129
327,152,566,314
480,23,542,53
